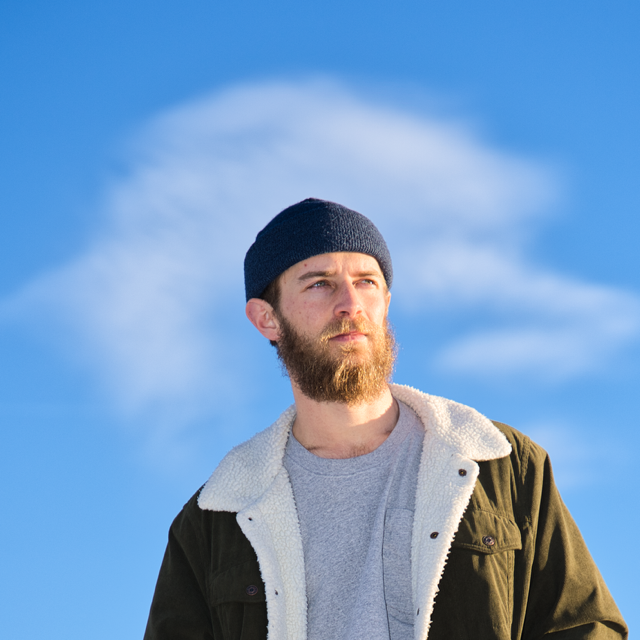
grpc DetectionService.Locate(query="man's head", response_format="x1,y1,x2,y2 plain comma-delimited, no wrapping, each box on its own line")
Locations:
244,198,393,302
244,199,396,405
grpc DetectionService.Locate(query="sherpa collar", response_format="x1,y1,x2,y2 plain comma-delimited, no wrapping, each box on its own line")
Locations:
198,384,511,513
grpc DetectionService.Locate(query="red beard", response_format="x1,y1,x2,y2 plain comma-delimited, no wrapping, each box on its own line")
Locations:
274,314,397,405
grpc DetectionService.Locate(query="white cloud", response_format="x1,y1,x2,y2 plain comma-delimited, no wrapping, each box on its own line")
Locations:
2,77,639,425
421,244,640,378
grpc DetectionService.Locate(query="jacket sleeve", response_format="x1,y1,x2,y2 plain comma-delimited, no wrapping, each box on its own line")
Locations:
519,438,628,639
144,495,215,640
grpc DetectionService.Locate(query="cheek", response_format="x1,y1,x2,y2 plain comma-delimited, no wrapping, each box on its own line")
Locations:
369,297,390,322
285,301,328,331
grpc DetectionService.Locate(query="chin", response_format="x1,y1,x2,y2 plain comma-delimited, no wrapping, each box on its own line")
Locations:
334,346,370,364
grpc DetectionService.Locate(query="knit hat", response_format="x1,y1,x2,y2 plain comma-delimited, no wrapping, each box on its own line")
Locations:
244,198,393,301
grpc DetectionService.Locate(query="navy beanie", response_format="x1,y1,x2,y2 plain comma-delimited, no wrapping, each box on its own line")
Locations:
244,198,393,301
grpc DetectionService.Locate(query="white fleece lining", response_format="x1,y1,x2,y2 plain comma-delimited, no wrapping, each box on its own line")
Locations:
237,468,307,640
411,438,480,638
198,384,511,640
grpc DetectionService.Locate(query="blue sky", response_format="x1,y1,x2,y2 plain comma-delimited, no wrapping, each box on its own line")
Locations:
1,2,638,638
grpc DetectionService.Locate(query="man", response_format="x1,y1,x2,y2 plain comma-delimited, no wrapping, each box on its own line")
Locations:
144,198,627,640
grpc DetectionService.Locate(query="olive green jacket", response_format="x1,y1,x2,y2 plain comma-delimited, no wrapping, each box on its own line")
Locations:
144,385,627,640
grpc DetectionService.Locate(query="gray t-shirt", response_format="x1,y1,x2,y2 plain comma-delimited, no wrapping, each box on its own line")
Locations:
284,400,424,640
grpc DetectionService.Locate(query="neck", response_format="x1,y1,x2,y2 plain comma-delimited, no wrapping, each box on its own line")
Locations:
290,383,399,459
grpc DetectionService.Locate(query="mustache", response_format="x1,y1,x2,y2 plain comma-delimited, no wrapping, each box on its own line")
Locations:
319,317,376,343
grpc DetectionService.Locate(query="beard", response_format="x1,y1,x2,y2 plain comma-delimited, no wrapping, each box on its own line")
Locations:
274,312,397,405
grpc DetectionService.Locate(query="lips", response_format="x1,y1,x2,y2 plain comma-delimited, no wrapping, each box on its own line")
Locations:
330,331,367,342
320,318,372,343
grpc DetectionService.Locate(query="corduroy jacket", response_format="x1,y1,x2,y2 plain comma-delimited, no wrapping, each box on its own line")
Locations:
144,385,627,640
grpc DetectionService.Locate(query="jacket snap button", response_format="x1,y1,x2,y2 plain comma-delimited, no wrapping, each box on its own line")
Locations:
458,469,467,477
430,532,439,539
245,585,259,596
482,535,496,547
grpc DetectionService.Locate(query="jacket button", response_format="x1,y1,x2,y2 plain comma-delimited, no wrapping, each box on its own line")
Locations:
246,585,259,596
430,532,439,539
482,535,496,547
458,469,467,476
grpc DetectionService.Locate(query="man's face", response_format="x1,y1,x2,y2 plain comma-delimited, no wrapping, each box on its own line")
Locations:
272,252,395,404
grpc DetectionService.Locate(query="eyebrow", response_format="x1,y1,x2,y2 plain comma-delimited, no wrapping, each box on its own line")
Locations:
297,270,382,282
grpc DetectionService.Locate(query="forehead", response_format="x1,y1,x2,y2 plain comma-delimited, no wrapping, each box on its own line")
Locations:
282,252,384,281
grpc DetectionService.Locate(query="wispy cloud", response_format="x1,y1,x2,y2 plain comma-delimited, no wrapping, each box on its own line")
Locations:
2,78,639,427
424,246,640,378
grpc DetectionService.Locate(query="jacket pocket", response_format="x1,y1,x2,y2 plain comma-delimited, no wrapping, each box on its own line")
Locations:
209,560,268,640
429,509,522,640
452,508,522,555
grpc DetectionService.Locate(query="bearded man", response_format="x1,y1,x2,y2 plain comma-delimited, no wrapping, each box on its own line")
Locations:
144,198,627,640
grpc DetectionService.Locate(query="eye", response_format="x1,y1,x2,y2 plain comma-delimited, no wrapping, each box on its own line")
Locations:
309,280,328,289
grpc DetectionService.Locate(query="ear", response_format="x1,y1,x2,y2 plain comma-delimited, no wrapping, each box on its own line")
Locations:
245,298,281,342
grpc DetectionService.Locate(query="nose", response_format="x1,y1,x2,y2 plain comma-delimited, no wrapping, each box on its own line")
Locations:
334,282,362,318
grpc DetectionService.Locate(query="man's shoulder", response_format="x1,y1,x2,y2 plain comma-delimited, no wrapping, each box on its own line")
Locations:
165,488,260,573
474,420,558,510
168,487,239,537
489,420,552,473
490,420,532,460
